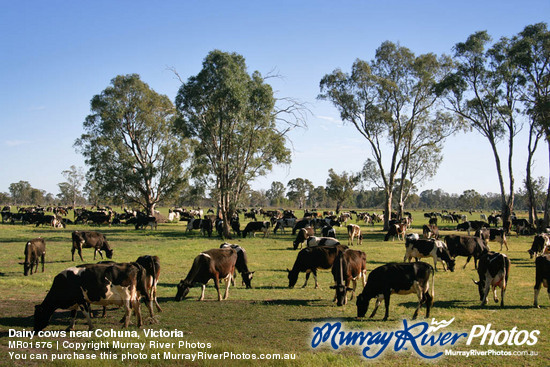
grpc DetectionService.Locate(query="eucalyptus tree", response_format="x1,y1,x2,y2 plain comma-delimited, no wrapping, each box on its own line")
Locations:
325,169,359,213
436,31,525,229
286,178,313,209
319,41,456,229
266,181,286,206
175,50,303,238
75,74,188,215
510,23,550,226
57,165,85,207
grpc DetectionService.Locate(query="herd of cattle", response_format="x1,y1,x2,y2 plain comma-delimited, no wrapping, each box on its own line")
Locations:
10,206,550,331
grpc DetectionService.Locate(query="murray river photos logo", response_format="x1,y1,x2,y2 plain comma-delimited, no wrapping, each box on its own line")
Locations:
310,318,540,359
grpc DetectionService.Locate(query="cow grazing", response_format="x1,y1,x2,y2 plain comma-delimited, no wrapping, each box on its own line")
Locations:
71,231,113,262
34,262,150,331
444,234,489,269
135,255,162,316
321,225,336,238
534,254,550,308
356,262,434,321
24,238,46,276
287,245,348,288
273,217,297,234
293,227,314,250
422,224,437,239
384,222,407,241
475,228,508,251
404,237,455,272
347,224,363,246
219,243,254,288
305,236,341,248
175,248,237,301
242,221,270,238
473,252,510,307
528,234,550,259
292,219,313,235
134,215,158,230
331,249,367,306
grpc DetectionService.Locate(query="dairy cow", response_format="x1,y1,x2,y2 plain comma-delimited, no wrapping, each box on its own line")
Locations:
473,251,510,307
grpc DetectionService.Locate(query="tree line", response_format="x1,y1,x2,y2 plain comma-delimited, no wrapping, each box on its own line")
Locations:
1,23,548,236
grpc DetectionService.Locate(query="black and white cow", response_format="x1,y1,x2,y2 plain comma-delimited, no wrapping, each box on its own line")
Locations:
71,231,113,262
322,225,336,238
305,236,341,248
135,255,162,317
34,262,150,331
533,254,550,308
331,249,367,306
528,234,550,259
403,237,455,272
242,221,270,238
219,243,254,288
273,217,297,234
384,222,407,241
175,248,237,301
293,227,314,250
473,251,510,307
475,228,508,251
422,224,439,239
24,238,46,276
356,262,434,321
444,234,489,269
456,221,489,236
287,245,348,288
347,224,363,246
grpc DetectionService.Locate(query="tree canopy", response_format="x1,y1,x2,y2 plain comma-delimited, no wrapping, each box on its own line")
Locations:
75,74,188,215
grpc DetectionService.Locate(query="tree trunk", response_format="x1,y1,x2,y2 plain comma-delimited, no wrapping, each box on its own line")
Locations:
544,140,550,229
383,189,392,231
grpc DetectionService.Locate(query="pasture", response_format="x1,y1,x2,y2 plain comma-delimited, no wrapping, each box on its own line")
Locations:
0,210,549,366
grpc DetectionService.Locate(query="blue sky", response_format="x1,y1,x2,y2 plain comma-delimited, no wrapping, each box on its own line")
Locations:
1,1,549,197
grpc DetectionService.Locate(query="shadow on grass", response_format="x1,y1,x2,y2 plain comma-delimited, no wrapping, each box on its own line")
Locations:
250,286,291,290
254,299,324,306
0,315,33,328
289,316,359,323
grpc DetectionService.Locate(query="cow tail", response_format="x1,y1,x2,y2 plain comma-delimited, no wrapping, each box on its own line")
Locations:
150,257,157,299
430,265,435,303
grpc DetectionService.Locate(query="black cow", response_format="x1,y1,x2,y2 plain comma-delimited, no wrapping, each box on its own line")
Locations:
135,255,162,317
134,216,158,230
219,243,254,288
534,254,550,308
293,227,314,250
34,262,150,331
71,231,113,261
513,218,534,236
175,248,238,301
403,237,455,272
528,234,550,259
287,245,348,288
457,221,489,236
292,219,313,235
24,238,46,276
473,251,510,307
444,234,489,269
331,249,367,306
356,262,434,321
242,221,270,238
475,228,508,251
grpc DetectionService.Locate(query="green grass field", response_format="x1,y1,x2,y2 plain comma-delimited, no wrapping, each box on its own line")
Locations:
0,210,549,366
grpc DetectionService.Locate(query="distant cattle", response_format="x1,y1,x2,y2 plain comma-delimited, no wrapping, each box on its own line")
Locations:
331,249,367,306
384,222,407,241
242,221,270,238
475,228,508,251
134,215,158,230
473,252,510,307
24,238,46,276
457,221,489,236
292,219,313,235
347,224,363,246
175,248,237,301
356,262,434,321
534,254,550,308
528,234,550,259
71,231,113,262
273,217,297,234
287,245,348,288
404,237,455,272
34,262,151,331
444,234,489,269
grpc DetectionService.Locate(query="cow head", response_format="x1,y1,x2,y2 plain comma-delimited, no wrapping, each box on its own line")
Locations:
472,279,486,303
241,271,255,289
33,304,51,332
23,262,31,276
104,247,113,259
356,293,371,317
175,280,190,301
331,284,353,306
287,268,298,288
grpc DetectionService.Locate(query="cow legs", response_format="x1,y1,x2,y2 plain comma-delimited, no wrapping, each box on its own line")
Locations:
369,294,383,318
121,300,133,328
382,292,391,321
79,305,95,331
463,256,472,269
41,254,45,272
199,284,206,301
412,282,423,320
481,282,491,306
223,273,232,300
302,271,311,288
153,286,162,312
534,284,541,308
213,274,222,301
132,299,143,327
